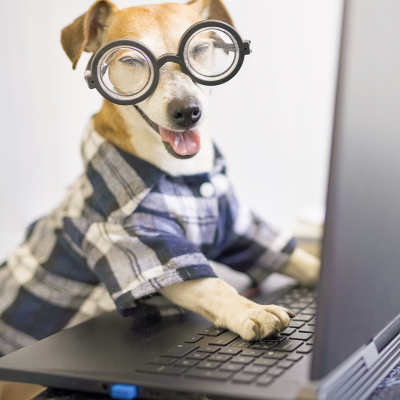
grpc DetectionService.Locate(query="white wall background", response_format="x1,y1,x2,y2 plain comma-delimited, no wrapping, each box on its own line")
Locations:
0,0,342,260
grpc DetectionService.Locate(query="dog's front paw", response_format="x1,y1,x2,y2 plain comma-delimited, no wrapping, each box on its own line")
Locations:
216,302,295,342
281,248,320,286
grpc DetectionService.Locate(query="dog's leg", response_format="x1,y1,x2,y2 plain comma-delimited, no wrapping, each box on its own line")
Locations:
280,248,320,285
159,278,294,341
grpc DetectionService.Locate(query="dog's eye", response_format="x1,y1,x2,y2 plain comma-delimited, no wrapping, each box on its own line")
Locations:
118,56,145,67
191,44,210,58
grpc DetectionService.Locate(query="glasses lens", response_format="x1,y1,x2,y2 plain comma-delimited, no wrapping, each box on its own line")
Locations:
98,47,152,100
186,28,239,81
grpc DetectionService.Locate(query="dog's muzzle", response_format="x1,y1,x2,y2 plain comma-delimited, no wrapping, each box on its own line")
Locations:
133,105,201,160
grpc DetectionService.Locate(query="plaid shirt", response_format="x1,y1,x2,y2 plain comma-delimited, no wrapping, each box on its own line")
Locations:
0,121,295,356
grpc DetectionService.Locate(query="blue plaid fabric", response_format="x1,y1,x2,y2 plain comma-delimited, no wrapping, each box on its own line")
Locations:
0,121,296,356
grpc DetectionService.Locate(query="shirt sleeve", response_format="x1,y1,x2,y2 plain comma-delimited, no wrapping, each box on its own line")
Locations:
211,202,297,284
82,215,217,316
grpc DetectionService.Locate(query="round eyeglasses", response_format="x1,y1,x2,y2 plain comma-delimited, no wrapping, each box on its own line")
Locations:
84,20,251,105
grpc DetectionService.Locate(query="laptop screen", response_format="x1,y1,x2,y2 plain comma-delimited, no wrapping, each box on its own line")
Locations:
311,0,400,380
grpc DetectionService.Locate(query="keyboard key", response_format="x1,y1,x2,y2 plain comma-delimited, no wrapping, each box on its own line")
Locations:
230,355,255,365
243,365,268,374
286,354,303,362
297,346,313,354
292,315,314,322
300,308,316,315
209,331,239,346
288,308,301,315
197,346,219,353
186,370,232,380
263,351,287,360
219,348,242,355
290,302,309,309
299,325,315,333
275,301,292,307
137,365,186,376
198,326,216,335
220,363,244,372
161,344,198,358
186,352,209,360
289,321,305,329
267,367,284,377
240,349,264,358
185,336,203,343
232,373,256,384
308,318,316,326
197,360,221,370
276,360,294,369
307,338,314,345
230,339,253,348
272,339,303,352
208,354,232,362
281,328,296,336
207,328,227,336
251,343,276,350
149,357,176,365
175,359,198,367
280,299,294,305
289,332,313,341
279,295,294,301
259,335,285,342
257,375,274,386
161,366,188,376
254,358,278,367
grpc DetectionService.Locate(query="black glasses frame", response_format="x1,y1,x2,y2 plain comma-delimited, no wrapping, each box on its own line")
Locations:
84,20,251,105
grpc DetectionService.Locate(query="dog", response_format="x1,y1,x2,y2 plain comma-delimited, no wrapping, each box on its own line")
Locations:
0,2,320,396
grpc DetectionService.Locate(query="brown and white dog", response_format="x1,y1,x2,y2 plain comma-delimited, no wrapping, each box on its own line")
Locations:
60,0,320,343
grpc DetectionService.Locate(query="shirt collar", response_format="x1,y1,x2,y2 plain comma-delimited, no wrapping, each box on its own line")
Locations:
80,121,226,219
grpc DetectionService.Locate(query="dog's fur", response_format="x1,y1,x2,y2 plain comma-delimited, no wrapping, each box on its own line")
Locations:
0,2,320,398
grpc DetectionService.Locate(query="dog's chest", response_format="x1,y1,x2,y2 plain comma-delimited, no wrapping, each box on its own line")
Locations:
131,172,235,248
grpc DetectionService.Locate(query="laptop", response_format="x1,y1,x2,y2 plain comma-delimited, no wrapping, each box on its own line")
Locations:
1,0,400,399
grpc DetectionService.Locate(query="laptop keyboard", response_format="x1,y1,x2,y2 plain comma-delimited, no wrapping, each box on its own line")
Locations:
137,286,317,386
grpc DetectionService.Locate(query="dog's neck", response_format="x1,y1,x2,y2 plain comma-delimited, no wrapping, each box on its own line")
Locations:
93,100,215,176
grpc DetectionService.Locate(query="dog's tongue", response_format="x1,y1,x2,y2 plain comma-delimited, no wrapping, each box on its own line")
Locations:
159,127,201,156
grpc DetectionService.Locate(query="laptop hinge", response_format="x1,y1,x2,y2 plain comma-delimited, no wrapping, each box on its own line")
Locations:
363,342,378,369
373,313,400,352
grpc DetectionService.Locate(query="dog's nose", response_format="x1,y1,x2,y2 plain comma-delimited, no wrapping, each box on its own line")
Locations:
168,97,202,128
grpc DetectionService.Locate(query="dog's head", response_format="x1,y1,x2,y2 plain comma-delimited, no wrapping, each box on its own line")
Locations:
61,0,233,160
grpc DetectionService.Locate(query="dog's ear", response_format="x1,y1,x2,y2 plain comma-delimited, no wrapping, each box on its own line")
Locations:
187,0,234,27
61,0,118,70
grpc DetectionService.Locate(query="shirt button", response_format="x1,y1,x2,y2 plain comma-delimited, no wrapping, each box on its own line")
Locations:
199,182,215,198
